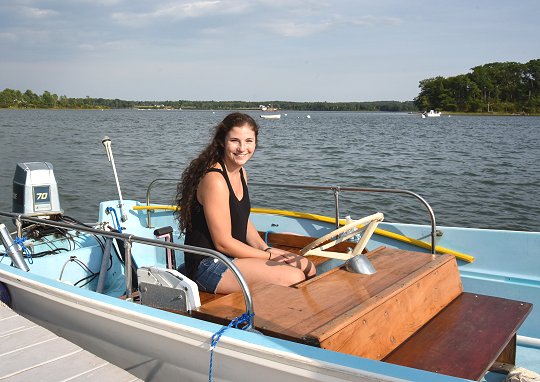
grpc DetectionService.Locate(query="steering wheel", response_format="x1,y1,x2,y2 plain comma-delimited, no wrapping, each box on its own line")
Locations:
300,212,384,261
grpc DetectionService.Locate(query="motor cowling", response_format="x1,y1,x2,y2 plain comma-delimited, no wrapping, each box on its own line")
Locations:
12,162,62,216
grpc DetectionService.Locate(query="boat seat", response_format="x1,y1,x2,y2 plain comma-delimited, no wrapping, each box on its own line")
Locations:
136,266,201,312
383,292,532,381
198,291,226,305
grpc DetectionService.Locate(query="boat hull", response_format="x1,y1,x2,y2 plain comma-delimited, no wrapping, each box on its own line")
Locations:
260,114,281,119
1,265,452,382
1,200,539,381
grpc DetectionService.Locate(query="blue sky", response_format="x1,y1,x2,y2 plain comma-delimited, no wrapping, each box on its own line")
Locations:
1,0,539,102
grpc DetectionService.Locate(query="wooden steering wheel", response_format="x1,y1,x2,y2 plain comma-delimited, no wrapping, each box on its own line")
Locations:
300,212,384,261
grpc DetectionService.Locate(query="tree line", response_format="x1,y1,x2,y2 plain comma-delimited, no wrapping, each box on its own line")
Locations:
414,59,540,114
3,58,539,114
0,88,415,112
0,88,134,109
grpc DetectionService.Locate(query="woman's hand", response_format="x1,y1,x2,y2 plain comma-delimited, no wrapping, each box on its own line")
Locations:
266,247,316,278
267,248,304,264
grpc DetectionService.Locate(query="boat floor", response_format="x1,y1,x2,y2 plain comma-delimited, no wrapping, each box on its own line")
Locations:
0,303,142,382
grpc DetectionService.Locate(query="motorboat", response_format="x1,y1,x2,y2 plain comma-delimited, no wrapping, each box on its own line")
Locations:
260,114,281,120
422,110,442,118
1,151,539,382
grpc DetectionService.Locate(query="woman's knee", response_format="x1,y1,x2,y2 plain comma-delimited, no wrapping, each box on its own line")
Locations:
280,267,306,286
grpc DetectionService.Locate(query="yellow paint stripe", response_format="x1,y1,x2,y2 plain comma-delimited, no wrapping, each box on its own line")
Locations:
133,205,177,211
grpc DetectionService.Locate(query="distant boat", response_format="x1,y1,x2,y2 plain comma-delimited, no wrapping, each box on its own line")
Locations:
422,110,442,118
259,104,279,112
260,114,281,120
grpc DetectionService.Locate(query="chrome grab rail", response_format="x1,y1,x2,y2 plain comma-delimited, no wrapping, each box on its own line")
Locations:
144,179,437,254
146,178,177,228
0,211,255,329
250,182,437,255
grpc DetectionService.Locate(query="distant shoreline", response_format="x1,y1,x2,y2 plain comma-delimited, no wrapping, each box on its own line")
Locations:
2,107,539,116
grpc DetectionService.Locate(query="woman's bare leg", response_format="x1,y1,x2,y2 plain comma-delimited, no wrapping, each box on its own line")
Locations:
215,258,308,294
270,252,316,278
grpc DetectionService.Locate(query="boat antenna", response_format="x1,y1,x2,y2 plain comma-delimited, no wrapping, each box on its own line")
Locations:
102,136,127,222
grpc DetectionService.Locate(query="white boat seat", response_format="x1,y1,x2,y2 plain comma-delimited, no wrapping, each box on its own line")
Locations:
137,266,201,312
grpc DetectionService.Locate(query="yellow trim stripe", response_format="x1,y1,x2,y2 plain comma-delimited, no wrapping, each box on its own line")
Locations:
133,205,177,211
132,205,474,263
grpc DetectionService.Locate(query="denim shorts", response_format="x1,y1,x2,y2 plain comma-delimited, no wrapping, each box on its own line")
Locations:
194,257,232,293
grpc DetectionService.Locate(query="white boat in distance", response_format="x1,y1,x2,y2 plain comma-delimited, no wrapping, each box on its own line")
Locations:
260,114,281,119
422,110,442,118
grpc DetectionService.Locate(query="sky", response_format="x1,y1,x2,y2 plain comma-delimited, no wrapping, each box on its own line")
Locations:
1,0,539,102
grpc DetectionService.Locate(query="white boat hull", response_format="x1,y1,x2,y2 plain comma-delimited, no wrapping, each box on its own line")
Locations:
422,110,441,118
260,114,281,119
1,266,423,382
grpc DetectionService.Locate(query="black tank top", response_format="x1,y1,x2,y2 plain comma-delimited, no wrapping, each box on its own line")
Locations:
184,162,251,278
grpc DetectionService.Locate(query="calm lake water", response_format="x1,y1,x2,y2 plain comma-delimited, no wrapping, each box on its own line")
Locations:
0,109,538,231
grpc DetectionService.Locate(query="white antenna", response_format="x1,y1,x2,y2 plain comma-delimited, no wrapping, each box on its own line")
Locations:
102,136,127,222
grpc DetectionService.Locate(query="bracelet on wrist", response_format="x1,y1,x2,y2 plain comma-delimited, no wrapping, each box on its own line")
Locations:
264,247,272,260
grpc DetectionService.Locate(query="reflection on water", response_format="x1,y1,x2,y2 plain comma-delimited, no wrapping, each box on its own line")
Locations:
0,109,538,231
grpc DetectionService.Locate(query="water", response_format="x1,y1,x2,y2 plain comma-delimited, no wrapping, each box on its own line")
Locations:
0,109,538,231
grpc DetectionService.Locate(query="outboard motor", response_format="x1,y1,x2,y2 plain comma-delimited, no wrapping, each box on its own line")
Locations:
12,162,62,216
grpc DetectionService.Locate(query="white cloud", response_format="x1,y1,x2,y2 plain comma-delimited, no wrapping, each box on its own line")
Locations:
264,20,332,37
0,32,17,42
261,14,401,38
336,15,402,27
74,0,125,4
20,6,58,18
111,1,250,27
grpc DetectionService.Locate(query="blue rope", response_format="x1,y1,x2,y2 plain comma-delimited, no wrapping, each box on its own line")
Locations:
12,236,33,264
263,230,274,246
106,207,122,233
209,312,254,382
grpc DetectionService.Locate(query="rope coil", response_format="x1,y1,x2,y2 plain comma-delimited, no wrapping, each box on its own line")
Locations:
13,236,33,264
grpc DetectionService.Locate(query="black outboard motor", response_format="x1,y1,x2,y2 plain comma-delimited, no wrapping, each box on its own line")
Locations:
12,162,62,216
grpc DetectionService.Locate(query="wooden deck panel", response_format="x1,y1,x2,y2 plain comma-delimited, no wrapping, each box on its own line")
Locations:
194,247,463,359
383,292,532,381
193,233,532,380
0,304,142,382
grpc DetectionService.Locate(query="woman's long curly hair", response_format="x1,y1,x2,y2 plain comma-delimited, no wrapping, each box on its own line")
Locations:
175,112,259,232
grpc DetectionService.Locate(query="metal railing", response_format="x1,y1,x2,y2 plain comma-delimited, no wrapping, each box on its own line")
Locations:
0,211,255,329
145,178,178,228
144,179,437,254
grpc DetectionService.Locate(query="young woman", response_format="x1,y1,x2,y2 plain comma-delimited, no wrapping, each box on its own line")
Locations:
176,112,315,294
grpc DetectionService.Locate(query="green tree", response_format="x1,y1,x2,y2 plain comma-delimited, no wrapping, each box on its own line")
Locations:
41,91,57,108
23,89,40,107
0,88,23,108
417,59,540,113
